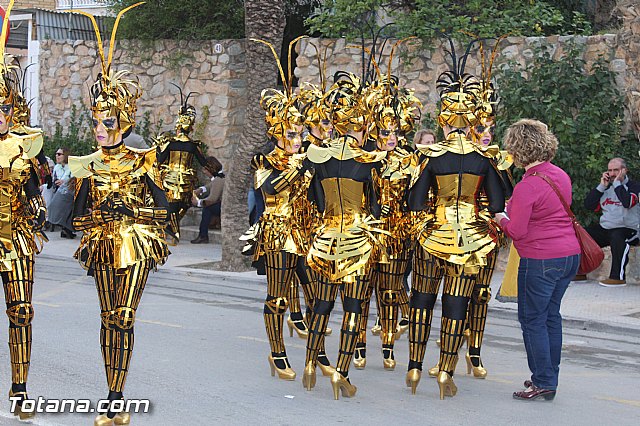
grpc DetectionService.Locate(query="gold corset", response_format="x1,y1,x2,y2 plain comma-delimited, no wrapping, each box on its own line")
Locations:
418,173,497,271
0,132,44,269
308,178,388,283
70,145,169,270
322,178,367,221
161,150,197,202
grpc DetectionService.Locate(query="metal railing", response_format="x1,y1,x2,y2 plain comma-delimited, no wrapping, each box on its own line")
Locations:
56,0,111,9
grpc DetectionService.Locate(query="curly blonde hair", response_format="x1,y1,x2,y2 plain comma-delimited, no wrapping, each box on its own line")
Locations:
503,119,558,167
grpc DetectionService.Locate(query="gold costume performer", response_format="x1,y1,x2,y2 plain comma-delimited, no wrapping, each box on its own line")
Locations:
361,65,422,371
428,38,514,380
302,71,387,399
0,2,47,419
241,38,334,382
155,85,215,243
406,40,505,399
69,4,169,425
284,78,335,340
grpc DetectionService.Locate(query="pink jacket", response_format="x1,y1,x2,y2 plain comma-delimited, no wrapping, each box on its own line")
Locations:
499,162,581,259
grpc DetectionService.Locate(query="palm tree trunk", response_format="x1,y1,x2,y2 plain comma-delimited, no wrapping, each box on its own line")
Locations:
219,0,285,271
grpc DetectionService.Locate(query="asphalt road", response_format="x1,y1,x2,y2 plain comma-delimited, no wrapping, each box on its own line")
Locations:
0,251,638,425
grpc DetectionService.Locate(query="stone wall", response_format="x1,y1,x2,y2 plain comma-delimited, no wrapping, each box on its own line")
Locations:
616,0,640,139
295,35,628,127
38,39,247,165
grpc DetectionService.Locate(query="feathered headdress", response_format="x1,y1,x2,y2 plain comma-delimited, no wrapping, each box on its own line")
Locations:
436,36,482,129
68,2,145,135
252,36,306,141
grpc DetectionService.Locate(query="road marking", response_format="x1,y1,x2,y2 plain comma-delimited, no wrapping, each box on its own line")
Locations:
33,301,61,308
238,335,306,350
596,396,640,408
137,319,183,328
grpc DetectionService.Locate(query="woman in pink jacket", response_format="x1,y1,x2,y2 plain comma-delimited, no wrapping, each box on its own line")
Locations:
495,119,580,401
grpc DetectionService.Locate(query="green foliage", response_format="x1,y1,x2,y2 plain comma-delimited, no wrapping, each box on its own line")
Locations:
110,0,245,40
496,41,633,225
43,104,95,158
307,0,592,41
136,110,163,143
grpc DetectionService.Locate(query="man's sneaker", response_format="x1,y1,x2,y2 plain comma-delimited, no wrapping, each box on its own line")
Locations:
572,274,588,282
599,278,626,287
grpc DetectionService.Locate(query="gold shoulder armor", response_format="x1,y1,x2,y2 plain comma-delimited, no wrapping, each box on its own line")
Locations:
129,146,157,174
306,143,333,164
415,142,446,158
14,128,44,159
69,151,102,178
252,154,273,189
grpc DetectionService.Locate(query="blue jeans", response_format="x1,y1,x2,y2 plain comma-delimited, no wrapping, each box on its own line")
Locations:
198,202,221,237
517,255,579,390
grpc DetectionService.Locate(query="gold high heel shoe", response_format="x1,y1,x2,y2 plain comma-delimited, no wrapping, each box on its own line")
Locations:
436,371,457,400
463,328,471,348
465,353,487,378
405,369,421,395
9,389,35,420
317,361,336,377
371,316,381,336
428,363,440,377
94,414,114,426
114,411,131,425
287,316,308,339
302,362,317,390
330,372,357,400
268,355,296,380
382,348,396,370
325,326,333,336
353,345,366,369
394,316,409,339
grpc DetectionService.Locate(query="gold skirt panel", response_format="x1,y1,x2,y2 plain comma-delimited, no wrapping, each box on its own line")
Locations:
75,223,169,271
0,220,42,272
307,214,388,283
162,168,198,203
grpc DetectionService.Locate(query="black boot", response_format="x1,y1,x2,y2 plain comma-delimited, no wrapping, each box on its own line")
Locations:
190,235,209,244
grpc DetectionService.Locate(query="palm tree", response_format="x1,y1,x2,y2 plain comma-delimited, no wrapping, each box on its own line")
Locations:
219,0,286,270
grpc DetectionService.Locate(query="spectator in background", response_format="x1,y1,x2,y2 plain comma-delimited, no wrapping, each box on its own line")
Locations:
190,156,224,244
40,155,55,220
47,147,76,238
579,157,640,287
413,128,436,146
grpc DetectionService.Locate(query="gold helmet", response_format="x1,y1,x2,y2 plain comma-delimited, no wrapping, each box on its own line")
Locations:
170,83,197,137
436,38,482,129
299,40,334,138
323,71,368,136
69,2,145,136
252,36,306,152
469,36,506,146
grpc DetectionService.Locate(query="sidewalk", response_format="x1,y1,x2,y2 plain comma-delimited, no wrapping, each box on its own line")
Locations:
39,233,640,335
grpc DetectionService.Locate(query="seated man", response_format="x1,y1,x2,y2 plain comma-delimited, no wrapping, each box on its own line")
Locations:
191,157,224,244
582,157,640,286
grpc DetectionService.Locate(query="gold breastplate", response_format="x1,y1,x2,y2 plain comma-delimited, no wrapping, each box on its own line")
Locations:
165,150,195,172
322,178,367,218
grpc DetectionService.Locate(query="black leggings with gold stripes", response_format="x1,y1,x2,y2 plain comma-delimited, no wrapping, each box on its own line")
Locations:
408,246,477,375
2,255,35,392
92,260,152,394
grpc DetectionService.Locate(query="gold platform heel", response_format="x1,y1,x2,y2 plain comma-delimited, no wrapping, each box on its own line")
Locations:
394,316,409,339
353,344,366,369
325,326,333,336
428,363,440,377
287,316,308,339
382,347,396,370
9,389,35,420
405,369,421,395
436,371,457,400
114,411,131,425
465,353,487,378
371,316,381,336
463,328,471,348
268,355,296,380
317,360,336,377
94,414,114,426
302,362,317,390
330,372,357,400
